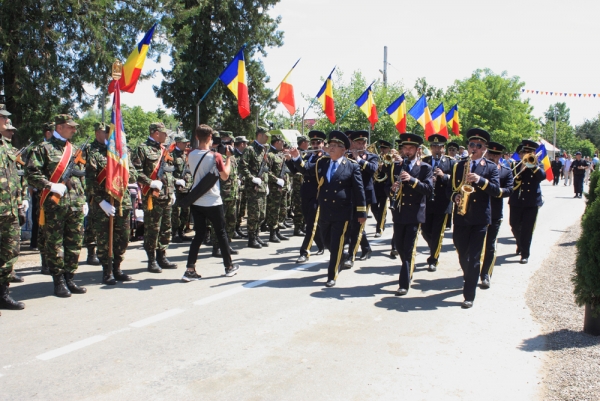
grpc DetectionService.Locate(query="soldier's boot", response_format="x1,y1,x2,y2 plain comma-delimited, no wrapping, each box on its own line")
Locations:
52,274,72,298
212,245,222,257
10,273,24,283
232,229,243,239
236,225,248,238
282,221,293,228
0,283,25,310
178,229,192,242
247,232,262,249
276,229,289,241
86,246,101,266
256,230,269,247
260,222,268,233
171,233,183,243
64,273,87,294
101,265,117,286
40,255,51,275
146,251,162,273
269,229,281,243
294,227,306,236
156,250,177,269
113,262,133,282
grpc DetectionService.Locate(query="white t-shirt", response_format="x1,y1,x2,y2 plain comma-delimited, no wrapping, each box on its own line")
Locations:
187,149,224,207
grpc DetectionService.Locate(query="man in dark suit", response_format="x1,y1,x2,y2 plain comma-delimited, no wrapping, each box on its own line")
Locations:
570,151,588,198
448,128,500,308
420,134,454,272
292,131,326,263
344,130,378,269
480,142,514,288
550,155,562,186
390,133,433,296
372,140,393,238
509,140,545,264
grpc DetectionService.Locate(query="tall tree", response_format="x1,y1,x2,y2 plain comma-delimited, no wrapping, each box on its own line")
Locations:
544,102,571,125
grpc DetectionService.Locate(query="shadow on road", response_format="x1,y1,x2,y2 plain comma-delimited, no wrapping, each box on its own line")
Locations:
519,329,600,352
374,290,463,312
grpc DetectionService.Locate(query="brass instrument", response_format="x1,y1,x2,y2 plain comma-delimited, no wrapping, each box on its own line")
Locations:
457,152,475,216
512,151,541,179
389,158,409,210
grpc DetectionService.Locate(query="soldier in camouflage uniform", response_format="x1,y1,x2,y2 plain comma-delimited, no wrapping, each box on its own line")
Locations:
239,127,271,248
233,135,249,238
26,115,88,298
86,125,138,285
0,105,26,312
171,135,193,243
291,136,308,236
131,122,178,273
266,135,290,243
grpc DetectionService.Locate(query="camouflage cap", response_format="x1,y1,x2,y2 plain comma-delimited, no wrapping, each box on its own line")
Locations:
271,134,284,142
0,104,11,117
149,122,167,133
94,122,109,133
55,114,79,127
219,130,234,138
256,126,269,134
5,119,17,131
234,136,249,143
297,135,309,144
42,122,55,132
212,131,220,138
174,135,190,143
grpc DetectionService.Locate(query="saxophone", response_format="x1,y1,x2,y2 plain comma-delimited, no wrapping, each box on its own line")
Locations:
457,152,475,216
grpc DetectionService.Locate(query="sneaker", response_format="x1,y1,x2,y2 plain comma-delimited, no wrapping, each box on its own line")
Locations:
225,264,240,277
181,270,202,282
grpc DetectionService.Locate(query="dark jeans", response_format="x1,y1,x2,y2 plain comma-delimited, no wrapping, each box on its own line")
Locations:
187,205,232,268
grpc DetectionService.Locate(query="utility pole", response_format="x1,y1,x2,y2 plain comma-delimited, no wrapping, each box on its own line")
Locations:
383,46,388,87
553,105,557,158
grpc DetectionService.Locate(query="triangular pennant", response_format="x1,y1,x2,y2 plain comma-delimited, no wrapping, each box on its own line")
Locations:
550,92,553,95
536,91,539,94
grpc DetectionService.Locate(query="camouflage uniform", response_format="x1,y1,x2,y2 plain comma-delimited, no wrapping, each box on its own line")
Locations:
266,145,289,230
83,138,103,264
234,146,247,232
211,153,239,242
171,140,192,240
0,137,22,285
239,138,271,237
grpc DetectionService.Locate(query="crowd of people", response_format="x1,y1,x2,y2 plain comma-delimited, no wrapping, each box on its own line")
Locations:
0,104,593,314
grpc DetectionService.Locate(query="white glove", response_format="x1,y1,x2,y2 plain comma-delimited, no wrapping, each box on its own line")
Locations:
175,179,185,187
252,177,262,186
50,183,67,196
22,200,29,213
266,185,270,195
83,202,89,217
150,180,163,190
276,178,285,187
99,200,116,217
171,193,176,205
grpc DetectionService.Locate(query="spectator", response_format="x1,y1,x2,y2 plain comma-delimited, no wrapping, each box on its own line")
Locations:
550,155,562,186
563,154,572,186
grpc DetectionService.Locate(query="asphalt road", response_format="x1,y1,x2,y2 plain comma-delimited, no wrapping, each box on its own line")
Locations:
0,181,585,400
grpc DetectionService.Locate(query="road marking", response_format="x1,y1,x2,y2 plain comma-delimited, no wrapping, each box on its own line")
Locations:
129,308,185,328
36,335,107,361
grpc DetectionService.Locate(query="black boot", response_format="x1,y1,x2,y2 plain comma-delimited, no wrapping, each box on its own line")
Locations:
52,274,71,298
236,225,248,238
294,227,306,236
276,229,289,241
232,230,242,239
147,251,162,273
101,265,117,285
228,245,239,255
269,229,281,243
0,283,25,310
283,221,293,228
260,222,268,233
156,250,177,269
178,229,192,242
171,233,183,243
113,261,132,281
86,246,101,266
212,245,222,257
256,230,268,247
40,255,50,275
64,273,87,294
248,232,262,249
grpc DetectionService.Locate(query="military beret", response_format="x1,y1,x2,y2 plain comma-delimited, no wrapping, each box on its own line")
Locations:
428,134,447,144
94,122,109,133
327,130,350,149
55,114,79,127
521,139,538,152
0,104,11,117
400,133,424,146
174,135,190,143
349,130,369,141
297,135,309,144
149,122,167,133
234,136,249,143
466,128,490,143
487,141,505,154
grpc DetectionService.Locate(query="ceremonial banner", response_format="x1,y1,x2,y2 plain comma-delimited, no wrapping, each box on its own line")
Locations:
106,81,130,201
355,83,378,128
219,46,251,119
408,95,435,137
316,68,336,124
386,93,407,133
446,104,460,136
431,103,449,138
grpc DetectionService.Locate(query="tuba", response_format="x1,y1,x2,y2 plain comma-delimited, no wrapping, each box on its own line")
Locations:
457,152,475,216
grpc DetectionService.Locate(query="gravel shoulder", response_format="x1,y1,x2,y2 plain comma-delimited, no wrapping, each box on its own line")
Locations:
526,223,600,401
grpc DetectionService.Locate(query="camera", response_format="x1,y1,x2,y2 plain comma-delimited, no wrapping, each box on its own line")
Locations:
217,140,233,155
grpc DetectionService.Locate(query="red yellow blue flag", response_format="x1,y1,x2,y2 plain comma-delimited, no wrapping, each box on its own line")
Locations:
219,46,251,119
109,24,156,94
431,103,449,138
386,93,407,133
446,104,460,136
408,95,435,137
106,81,129,202
316,67,336,124
355,83,378,128
535,143,554,182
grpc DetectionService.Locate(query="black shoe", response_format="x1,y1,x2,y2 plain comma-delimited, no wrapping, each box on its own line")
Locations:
358,250,372,261
374,232,382,238
10,273,24,283
342,259,353,270
395,288,408,296
64,273,87,294
52,274,71,298
182,269,202,282
269,229,281,243
574,194,579,198
86,246,101,266
0,284,25,310
156,250,177,269
102,272,117,286
247,233,262,249
256,232,268,247
520,258,529,264
212,246,222,257
428,264,437,272
171,235,183,243
276,229,289,241
461,301,474,309
235,226,248,238
283,221,293,228
390,250,398,259
481,278,490,289
225,264,240,277
260,223,268,233
296,255,308,264
294,228,306,236
228,246,239,255
232,231,243,239
315,249,325,256
113,265,132,282
325,280,336,287
147,252,162,273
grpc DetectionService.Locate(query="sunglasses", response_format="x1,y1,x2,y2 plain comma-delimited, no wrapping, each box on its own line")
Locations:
468,142,483,149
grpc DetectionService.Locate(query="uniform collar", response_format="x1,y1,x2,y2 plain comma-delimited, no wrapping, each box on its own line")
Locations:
146,137,162,149
253,140,264,149
53,131,67,142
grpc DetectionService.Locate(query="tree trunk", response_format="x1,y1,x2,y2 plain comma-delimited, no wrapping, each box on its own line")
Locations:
584,303,600,336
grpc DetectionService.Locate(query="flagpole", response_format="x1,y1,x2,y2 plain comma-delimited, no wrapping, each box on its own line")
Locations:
337,104,354,125
195,77,220,127
108,61,123,278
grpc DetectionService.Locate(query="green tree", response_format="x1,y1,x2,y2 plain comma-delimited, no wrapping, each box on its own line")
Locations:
543,102,571,125
576,116,600,151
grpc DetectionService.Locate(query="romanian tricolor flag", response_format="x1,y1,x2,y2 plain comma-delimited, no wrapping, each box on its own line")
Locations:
355,83,378,128
219,46,251,119
386,93,407,133
108,24,156,94
277,59,300,115
408,95,435,137
106,81,129,202
536,143,554,182
316,67,336,124
431,103,449,138
446,104,460,136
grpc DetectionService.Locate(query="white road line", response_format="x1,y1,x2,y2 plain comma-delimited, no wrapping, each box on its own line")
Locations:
36,335,107,361
129,308,185,328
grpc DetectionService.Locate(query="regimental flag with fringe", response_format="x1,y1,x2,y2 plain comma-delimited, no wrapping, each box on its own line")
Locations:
446,104,460,136
316,67,336,124
219,46,251,119
277,59,300,115
386,93,407,133
431,103,449,138
108,24,156,94
408,95,435,137
105,81,130,203
355,83,378,128
536,143,554,182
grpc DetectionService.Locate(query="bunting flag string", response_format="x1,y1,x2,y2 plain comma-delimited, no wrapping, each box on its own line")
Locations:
521,89,600,98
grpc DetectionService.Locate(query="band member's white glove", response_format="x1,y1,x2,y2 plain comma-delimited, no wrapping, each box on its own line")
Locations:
252,177,262,186
50,183,67,196
175,179,185,187
99,200,116,216
22,200,29,213
171,193,176,205
276,178,285,187
150,180,163,190
83,202,89,217
266,185,270,195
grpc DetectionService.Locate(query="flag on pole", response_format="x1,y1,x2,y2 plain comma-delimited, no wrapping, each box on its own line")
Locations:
316,68,336,124
105,81,130,202
536,143,554,182
355,83,378,128
277,59,300,115
108,24,156,94
386,93,407,133
446,104,460,136
431,103,449,138
219,46,251,119
408,95,435,137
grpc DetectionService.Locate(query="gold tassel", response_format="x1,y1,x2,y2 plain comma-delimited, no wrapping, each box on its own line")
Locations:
148,196,153,211
39,207,45,226
119,204,123,217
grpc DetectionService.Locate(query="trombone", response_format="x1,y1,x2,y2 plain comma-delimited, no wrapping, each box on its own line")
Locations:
512,151,542,178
